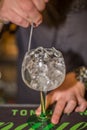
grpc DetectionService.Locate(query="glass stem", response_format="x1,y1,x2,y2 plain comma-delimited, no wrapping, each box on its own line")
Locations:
40,91,47,117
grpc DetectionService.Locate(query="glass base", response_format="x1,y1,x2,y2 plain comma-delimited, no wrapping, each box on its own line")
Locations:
27,113,54,129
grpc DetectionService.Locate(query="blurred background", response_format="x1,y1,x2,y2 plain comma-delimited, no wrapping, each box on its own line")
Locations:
0,23,18,104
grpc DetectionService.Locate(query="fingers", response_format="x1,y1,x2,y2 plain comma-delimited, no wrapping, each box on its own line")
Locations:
20,0,48,26
36,94,52,115
75,97,87,112
64,98,77,114
32,0,46,11
23,0,43,26
51,98,66,124
0,0,46,27
14,0,42,27
36,105,41,115
7,10,30,27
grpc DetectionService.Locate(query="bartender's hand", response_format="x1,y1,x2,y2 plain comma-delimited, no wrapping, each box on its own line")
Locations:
36,72,87,124
0,0,48,27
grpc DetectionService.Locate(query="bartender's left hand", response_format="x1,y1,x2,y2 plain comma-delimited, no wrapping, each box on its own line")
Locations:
36,72,87,124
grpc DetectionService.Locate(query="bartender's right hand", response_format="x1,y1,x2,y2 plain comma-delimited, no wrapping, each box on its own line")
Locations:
0,0,48,27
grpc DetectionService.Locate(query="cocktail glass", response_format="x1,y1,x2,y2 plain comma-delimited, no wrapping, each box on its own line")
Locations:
21,47,66,128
